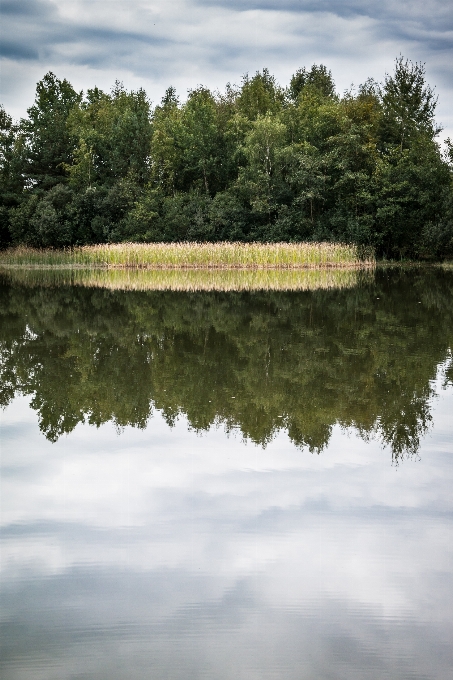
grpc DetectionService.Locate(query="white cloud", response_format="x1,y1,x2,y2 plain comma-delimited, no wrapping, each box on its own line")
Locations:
0,0,451,138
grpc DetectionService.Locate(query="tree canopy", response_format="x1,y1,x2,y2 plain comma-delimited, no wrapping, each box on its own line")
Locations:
1,59,452,258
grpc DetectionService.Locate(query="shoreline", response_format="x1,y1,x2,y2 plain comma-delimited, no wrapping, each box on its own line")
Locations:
0,262,375,270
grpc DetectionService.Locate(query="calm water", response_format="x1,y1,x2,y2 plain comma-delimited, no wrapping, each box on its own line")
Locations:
1,267,452,680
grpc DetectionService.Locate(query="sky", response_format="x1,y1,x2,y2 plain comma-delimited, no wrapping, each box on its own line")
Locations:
1,0,452,140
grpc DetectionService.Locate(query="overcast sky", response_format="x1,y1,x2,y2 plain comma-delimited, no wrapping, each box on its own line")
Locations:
0,0,452,139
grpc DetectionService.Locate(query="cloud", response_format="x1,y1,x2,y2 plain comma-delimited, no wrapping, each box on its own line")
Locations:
0,0,451,136
0,0,54,18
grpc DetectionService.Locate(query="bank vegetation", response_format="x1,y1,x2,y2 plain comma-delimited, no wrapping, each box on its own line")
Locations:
0,241,373,269
1,57,452,259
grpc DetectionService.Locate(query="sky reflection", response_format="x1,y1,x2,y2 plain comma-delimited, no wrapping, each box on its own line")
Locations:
1,375,452,679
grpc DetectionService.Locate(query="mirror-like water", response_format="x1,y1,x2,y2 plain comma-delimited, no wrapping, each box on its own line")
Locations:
1,267,452,679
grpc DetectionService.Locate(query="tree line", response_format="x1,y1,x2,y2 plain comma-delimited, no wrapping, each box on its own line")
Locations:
1,57,452,258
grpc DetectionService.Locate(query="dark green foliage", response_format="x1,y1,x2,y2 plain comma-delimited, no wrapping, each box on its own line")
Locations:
374,136,452,258
237,69,284,119
9,185,74,247
289,64,336,101
20,72,82,190
66,82,152,189
0,106,24,247
209,191,251,241
1,58,452,257
381,57,439,151
155,192,213,241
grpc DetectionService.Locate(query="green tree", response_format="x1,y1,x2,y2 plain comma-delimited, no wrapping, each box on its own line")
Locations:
0,106,25,246
20,72,82,190
1,62,452,257
149,87,183,195
237,69,284,120
289,64,336,102
9,184,74,247
67,83,152,189
236,113,289,227
180,87,222,195
374,136,451,258
381,56,439,151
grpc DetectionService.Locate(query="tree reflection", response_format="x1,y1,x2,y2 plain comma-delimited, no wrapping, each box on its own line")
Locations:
1,267,452,461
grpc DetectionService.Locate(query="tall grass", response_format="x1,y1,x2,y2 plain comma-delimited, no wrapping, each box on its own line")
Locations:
0,266,372,292
0,242,374,269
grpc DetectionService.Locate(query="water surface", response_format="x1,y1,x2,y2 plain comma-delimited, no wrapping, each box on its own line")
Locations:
1,267,452,679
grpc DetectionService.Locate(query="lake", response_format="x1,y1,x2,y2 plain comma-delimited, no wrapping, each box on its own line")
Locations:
1,266,452,679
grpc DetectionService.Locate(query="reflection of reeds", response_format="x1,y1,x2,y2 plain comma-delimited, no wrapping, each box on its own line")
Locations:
0,266,373,291
0,242,375,268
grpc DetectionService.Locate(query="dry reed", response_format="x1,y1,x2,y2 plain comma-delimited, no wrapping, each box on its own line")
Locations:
0,242,375,269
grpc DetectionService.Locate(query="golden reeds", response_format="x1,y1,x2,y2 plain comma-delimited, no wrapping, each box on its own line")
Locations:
0,242,375,269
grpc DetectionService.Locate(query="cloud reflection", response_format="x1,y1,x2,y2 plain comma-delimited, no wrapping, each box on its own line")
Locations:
1,388,452,678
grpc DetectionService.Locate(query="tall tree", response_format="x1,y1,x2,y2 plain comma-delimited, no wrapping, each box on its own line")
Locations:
237,69,284,120
236,113,289,225
21,72,82,189
149,87,183,195
289,64,336,102
381,57,439,151
67,83,152,189
180,87,221,195
0,106,25,246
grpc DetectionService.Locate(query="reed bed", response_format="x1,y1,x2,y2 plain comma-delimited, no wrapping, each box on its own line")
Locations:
0,266,372,292
0,242,374,269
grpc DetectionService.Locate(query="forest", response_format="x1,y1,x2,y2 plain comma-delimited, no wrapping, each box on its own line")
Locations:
1,57,452,259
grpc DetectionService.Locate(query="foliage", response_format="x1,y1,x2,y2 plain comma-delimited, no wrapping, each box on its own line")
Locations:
289,64,336,101
380,56,439,151
1,58,452,259
65,82,152,189
0,106,24,247
19,72,82,190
